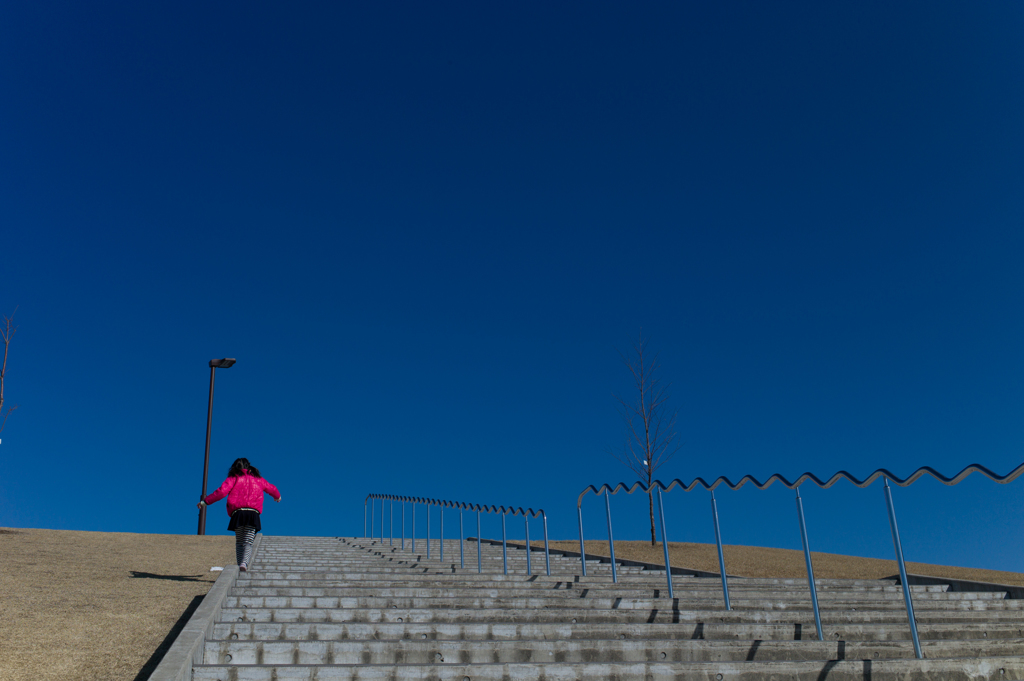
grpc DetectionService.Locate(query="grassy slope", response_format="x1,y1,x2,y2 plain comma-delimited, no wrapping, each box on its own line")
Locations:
0,528,233,681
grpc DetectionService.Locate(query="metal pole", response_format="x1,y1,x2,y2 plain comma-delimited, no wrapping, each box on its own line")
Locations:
370,498,374,543
604,489,618,583
401,502,405,550
710,490,731,610
412,502,416,552
381,495,384,540
577,506,587,577
476,510,482,573
460,510,465,569
363,501,367,539
542,512,551,576
525,515,532,575
795,487,823,640
390,500,393,546
440,506,444,563
197,366,216,535
427,503,431,559
884,479,923,659
501,512,508,575
655,487,674,599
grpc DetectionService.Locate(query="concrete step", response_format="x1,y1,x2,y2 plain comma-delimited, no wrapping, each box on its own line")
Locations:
266,550,596,558
261,551,570,558
249,565,635,575
235,574,929,595
297,560,626,570
192,656,1024,680
219,605,1022,625
213,620,1024,643
223,595,1020,613
230,586,974,601
234,577,950,593
238,571,908,589
203,636,1024,665
236,572,656,583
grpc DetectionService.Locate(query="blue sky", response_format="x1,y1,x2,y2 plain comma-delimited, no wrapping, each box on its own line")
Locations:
2,2,1023,573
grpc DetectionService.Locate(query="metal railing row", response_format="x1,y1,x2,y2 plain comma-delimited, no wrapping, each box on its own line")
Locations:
364,493,551,576
578,460,1024,660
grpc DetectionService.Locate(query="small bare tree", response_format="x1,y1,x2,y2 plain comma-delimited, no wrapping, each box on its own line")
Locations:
611,331,680,545
0,308,17,439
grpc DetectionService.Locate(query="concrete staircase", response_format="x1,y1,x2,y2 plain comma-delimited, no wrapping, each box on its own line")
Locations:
192,536,1024,679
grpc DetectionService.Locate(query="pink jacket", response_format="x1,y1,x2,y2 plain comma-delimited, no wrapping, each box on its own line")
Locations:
205,473,281,516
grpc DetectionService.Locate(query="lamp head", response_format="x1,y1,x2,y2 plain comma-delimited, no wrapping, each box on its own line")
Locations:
209,358,236,368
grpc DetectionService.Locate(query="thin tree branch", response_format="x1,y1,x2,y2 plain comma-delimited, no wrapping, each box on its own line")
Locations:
610,330,682,544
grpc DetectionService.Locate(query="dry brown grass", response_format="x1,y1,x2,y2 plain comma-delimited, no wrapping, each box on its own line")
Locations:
0,527,233,681
543,540,1024,586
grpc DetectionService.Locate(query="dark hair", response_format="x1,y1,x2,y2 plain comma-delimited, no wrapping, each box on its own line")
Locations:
228,457,262,478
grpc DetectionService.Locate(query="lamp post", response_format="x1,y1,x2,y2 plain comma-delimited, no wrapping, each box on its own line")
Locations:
197,358,236,535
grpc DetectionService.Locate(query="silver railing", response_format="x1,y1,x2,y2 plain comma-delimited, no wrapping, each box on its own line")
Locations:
578,460,1024,659
364,493,551,576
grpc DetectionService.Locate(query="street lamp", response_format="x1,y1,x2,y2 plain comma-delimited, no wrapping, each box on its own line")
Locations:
197,358,236,535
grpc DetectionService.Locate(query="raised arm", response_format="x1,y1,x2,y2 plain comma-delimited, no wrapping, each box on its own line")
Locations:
262,478,282,502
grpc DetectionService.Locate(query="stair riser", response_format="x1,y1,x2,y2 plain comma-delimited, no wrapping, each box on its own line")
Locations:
192,658,1024,680
204,637,1024,665
220,606,1022,625
224,596,1018,611
235,581,942,595
240,572,907,588
231,588,982,601
212,620,1024,643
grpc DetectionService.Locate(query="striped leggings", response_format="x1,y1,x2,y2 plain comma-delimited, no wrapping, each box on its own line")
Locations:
235,526,256,568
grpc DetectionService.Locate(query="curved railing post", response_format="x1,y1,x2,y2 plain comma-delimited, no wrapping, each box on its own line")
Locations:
710,490,731,611
426,502,431,559
370,498,375,542
655,487,673,598
604,489,618,583
380,497,384,540
501,511,508,575
440,505,445,564
795,487,822,640
577,506,587,576
363,500,367,538
884,479,923,659
401,501,405,550
390,500,393,546
411,501,416,552
459,509,465,569
524,515,532,575
476,510,482,573
542,512,551,576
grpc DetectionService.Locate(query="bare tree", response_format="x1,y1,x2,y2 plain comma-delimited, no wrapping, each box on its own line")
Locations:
0,308,17,438
611,331,680,545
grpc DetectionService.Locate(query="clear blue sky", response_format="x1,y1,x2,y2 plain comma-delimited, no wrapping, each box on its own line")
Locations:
2,2,1023,573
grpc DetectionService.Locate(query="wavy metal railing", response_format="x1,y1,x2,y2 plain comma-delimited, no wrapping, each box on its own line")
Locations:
364,493,551,576
578,461,1024,660
577,461,1024,500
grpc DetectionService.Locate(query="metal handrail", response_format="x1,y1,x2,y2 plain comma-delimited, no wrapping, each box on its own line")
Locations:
577,461,1024,502
364,493,551,576
577,460,1024,659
